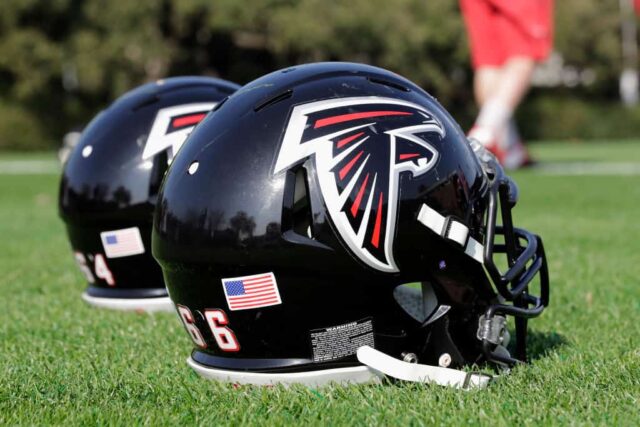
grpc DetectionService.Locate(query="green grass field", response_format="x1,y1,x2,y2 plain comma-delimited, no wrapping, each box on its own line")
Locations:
1,142,639,425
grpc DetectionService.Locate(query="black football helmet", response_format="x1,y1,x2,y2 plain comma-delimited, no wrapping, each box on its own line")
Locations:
59,76,240,312
152,63,549,387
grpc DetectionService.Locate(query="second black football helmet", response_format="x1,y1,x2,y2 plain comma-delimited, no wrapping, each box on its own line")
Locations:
59,76,240,311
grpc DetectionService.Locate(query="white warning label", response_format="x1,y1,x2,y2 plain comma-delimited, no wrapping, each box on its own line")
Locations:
310,318,374,362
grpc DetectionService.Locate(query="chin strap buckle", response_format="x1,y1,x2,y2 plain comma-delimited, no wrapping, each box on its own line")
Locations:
477,315,507,345
356,346,492,389
463,370,493,390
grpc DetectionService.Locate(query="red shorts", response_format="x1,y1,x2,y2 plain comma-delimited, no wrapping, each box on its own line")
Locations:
460,0,554,68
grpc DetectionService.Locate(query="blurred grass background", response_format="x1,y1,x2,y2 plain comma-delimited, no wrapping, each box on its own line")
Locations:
0,0,638,150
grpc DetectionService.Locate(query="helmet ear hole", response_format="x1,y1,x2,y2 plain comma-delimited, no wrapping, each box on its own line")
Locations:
393,282,440,323
393,284,426,322
394,282,451,325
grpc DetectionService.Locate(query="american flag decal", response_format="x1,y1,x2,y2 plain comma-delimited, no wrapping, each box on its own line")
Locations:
100,227,145,259
221,273,282,311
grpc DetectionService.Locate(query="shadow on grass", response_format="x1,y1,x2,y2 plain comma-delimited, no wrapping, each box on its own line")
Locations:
526,330,569,361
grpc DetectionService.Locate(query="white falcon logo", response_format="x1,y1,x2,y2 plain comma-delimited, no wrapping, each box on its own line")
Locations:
274,97,445,272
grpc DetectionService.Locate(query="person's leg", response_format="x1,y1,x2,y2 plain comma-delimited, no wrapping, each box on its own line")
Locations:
470,57,535,166
490,56,536,110
461,0,510,149
468,0,552,167
474,67,501,105
495,57,536,167
472,57,535,135
465,1,554,168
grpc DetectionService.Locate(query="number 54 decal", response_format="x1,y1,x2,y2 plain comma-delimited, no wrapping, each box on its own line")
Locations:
177,305,240,352
74,252,115,286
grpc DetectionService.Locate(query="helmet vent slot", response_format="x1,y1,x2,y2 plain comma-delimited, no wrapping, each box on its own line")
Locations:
132,95,160,111
254,90,293,112
367,77,410,92
211,96,229,112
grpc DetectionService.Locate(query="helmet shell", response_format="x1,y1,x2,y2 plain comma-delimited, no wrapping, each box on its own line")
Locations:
154,64,494,369
60,77,240,306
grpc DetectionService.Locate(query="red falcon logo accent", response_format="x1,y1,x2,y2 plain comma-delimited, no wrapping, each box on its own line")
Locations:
274,97,445,272
141,103,216,162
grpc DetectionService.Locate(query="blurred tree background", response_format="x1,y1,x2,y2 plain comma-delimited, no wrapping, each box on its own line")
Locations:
0,0,637,149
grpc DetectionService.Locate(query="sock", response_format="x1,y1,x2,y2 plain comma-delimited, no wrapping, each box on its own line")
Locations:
469,99,512,148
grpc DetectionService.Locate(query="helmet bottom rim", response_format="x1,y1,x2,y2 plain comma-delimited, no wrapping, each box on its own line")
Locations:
81,292,174,312
186,356,382,386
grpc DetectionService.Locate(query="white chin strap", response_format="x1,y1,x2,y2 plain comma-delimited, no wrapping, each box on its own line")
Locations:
356,346,492,389
188,347,493,388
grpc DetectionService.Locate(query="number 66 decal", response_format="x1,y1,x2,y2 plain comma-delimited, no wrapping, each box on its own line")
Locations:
177,305,240,352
